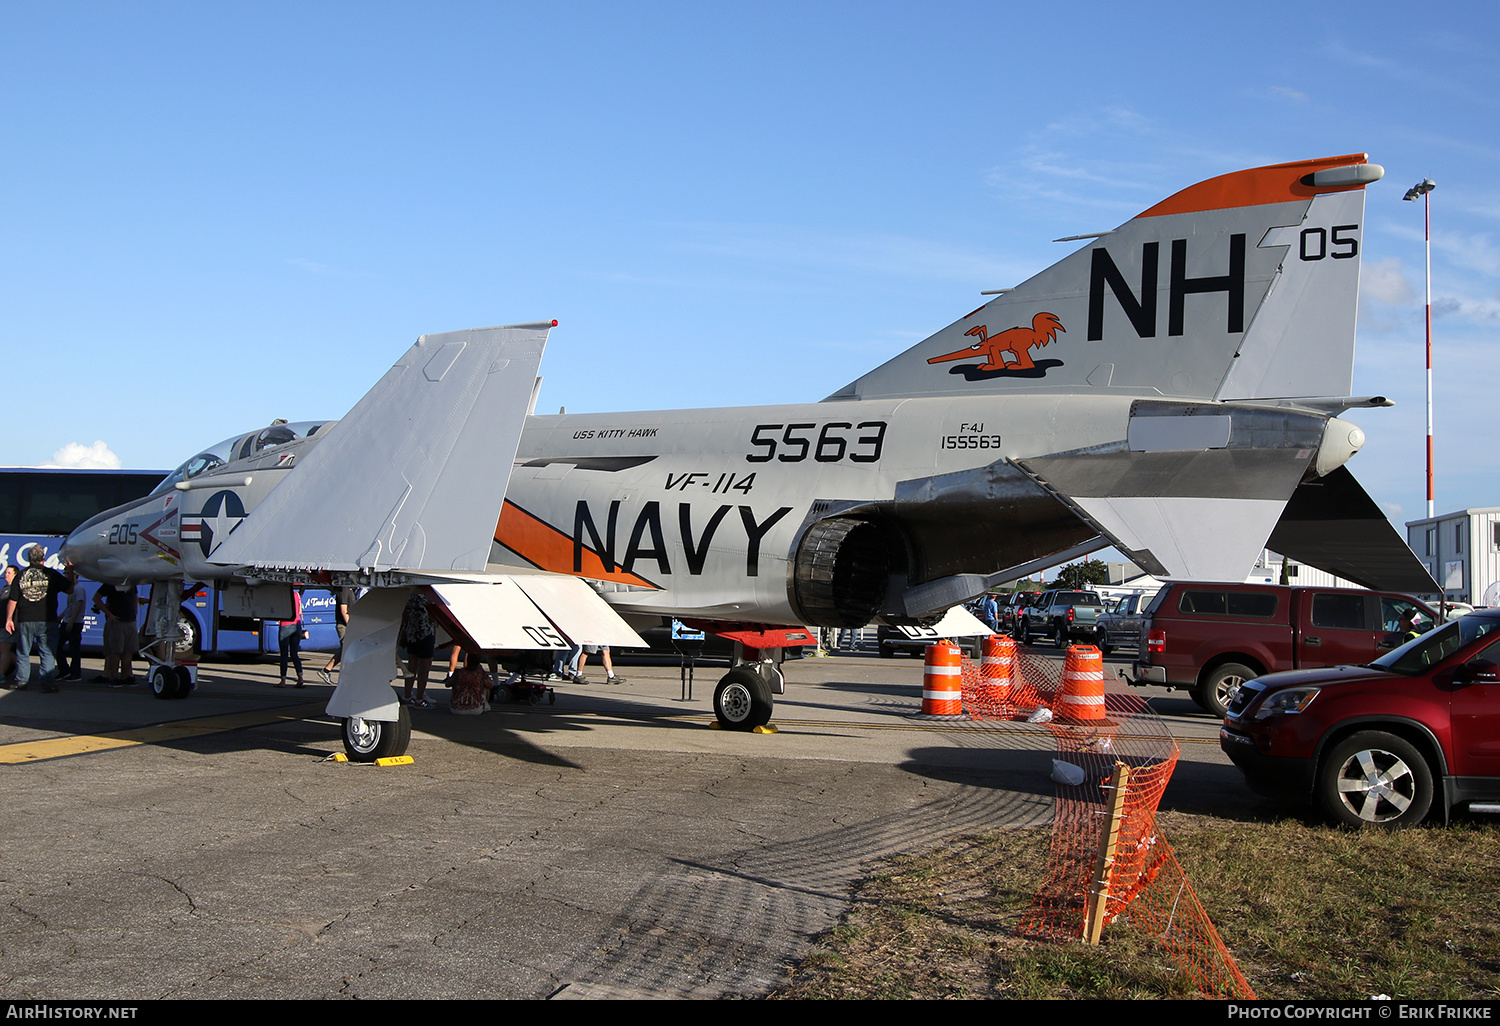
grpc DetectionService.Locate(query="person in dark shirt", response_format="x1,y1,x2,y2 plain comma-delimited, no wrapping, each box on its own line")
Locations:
92,582,141,685
0,565,15,682
4,544,70,691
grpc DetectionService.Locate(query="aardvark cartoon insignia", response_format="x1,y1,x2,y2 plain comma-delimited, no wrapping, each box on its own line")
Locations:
927,312,1064,378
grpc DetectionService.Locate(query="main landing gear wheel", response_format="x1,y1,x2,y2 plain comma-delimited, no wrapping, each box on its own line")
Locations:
342,705,412,763
713,667,773,731
1318,731,1433,828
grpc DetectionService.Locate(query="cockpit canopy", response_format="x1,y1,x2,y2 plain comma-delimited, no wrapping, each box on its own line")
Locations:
150,420,336,495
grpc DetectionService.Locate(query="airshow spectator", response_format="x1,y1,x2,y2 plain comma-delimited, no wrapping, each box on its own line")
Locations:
980,593,1000,632
399,590,437,708
276,589,306,688
318,585,356,685
577,644,624,685
92,581,142,685
56,568,86,682
5,544,71,692
552,642,582,683
448,651,491,715
0,565,16,683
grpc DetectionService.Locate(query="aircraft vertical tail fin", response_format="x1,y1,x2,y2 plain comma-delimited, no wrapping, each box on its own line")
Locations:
827,155,1383,403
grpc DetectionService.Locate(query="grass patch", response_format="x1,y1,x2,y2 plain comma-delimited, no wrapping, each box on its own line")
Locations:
771,812,1500,1000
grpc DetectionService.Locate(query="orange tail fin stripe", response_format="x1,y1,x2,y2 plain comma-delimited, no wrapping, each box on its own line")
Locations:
1136,153,1370,219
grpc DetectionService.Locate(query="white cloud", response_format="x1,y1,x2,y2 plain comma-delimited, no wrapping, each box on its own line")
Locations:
1362,258,1416,305
1433,294,1500,321
46,441,122,469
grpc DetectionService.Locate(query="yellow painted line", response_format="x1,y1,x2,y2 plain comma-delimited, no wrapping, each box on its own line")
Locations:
0,702,328,764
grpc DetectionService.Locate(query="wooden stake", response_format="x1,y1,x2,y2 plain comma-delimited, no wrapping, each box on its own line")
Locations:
1084,761,1131,945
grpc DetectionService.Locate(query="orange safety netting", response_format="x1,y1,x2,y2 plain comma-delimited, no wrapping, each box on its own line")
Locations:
958,641,1255,1000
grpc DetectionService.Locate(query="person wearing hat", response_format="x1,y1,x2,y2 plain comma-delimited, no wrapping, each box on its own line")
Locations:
4,543,71,692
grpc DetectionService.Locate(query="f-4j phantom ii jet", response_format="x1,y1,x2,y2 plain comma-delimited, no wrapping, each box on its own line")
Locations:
64,152,1436,761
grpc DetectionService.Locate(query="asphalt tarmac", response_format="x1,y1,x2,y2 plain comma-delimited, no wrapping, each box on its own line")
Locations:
0,646,1262,1000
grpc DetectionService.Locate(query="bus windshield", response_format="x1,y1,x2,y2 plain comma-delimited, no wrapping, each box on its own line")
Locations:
150,420,334,496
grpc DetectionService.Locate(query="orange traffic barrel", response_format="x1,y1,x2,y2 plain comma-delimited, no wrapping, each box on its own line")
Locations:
920,641,965,716
1057,645,1107,722
980,633,1015,702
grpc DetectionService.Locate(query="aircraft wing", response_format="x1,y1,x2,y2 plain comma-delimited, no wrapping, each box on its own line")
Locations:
211,322,552,574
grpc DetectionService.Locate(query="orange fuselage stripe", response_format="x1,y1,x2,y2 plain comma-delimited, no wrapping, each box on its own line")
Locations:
494,501,657,588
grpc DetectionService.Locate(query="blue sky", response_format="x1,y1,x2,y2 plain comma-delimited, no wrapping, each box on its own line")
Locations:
2,1,1496,532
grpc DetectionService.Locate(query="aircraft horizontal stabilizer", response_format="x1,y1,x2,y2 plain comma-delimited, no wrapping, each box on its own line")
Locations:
212,323,552,574
1266,467,1438,594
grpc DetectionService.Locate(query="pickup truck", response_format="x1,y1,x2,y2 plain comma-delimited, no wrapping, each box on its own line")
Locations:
1020,590,1106,648
1129,582,1437,717
1096,592,1151,656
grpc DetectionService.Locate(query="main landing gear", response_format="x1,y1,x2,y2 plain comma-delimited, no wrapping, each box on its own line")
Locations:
712,642,785,731
342,705,413,762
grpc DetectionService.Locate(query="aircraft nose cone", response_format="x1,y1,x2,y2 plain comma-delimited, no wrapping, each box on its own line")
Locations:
60,522,107,578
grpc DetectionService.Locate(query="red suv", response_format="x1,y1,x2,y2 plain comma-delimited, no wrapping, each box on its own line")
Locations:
1220,609,1500,827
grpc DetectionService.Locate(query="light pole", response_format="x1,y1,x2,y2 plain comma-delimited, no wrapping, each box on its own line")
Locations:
1404,178,1436,518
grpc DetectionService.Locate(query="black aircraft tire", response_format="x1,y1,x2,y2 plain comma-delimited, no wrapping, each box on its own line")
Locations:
342,706,412,763
150,666,176,700
713,668,773,731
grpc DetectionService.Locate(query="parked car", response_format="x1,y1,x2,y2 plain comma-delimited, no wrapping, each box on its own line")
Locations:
1220,608,1500,827
1440,601,1475,621
1129,582,1436,717
1021,590,1106,648
1096,592,1152,656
